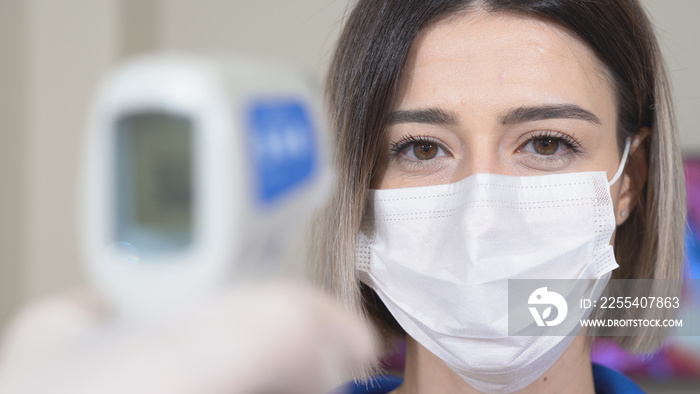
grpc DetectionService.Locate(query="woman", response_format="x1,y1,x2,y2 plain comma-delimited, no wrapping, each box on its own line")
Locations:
315,0,686,392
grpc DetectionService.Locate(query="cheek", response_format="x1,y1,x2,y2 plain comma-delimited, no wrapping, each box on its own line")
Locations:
372,164,456,189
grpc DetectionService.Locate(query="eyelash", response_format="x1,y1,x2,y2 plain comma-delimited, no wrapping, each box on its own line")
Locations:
388,134,448,163
389,131,581,160
520,130,583,155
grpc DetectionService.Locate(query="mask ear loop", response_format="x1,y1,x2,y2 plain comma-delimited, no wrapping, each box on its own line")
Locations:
608,137,632,186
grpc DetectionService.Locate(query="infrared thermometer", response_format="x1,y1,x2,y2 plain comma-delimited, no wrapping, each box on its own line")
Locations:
81,54,330,318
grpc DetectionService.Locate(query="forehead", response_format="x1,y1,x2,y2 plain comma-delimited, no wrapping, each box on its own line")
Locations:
397,10,616,120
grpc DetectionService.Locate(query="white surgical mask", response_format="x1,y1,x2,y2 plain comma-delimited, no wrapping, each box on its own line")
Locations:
357,138,631,393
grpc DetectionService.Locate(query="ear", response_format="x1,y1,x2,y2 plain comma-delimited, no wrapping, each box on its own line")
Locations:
616,128,650,226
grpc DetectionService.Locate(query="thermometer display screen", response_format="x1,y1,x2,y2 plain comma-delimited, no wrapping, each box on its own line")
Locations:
116,112,194,253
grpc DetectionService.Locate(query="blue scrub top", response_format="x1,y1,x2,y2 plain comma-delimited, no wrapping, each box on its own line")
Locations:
341,364,644,394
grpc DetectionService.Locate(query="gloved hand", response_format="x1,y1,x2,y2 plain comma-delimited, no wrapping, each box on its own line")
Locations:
0,281,376,394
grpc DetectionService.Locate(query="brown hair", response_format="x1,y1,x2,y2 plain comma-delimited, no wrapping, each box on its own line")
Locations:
312,0,686,361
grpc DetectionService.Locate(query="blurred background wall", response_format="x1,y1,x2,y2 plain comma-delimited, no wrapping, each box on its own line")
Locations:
0,0,697,340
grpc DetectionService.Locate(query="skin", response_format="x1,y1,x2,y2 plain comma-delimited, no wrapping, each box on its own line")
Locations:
371,10,646,394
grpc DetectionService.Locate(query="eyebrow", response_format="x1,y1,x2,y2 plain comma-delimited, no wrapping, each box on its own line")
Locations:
500,104,601,125
386,108,459,125
386,104,602,127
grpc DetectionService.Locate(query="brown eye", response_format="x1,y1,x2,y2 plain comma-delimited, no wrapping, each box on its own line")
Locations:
532,138,559,155
412,142,439,160
390,136,448,162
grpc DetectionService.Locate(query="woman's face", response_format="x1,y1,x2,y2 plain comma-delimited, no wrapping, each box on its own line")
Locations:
373,11,630,219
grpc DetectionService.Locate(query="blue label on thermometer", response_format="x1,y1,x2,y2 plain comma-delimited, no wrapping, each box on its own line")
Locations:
248,101,317,204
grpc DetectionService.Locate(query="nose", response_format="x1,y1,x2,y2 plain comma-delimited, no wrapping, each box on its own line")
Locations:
452,137,511,182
